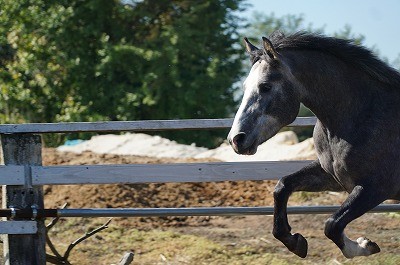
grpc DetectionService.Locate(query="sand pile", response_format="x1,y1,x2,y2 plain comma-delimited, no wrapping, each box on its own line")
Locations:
57,131,317,161
195,131,316,161
57,133,208,158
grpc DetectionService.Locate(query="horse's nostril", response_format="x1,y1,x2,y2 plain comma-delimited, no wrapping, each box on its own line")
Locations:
232,133,246,147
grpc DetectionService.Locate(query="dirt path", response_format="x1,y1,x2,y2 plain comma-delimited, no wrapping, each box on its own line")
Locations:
177,213,399,264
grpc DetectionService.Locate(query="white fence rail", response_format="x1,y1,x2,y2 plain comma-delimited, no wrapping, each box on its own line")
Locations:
0,117,316,133
31,161,310,185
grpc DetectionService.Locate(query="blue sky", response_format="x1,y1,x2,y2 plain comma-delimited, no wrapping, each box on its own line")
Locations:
243,0,400,63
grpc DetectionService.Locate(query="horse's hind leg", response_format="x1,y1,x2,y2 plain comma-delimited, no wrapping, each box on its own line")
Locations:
273,160,343,258
324,185,384,258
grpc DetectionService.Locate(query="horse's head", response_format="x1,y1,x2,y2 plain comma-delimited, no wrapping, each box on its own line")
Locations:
228,36,301,155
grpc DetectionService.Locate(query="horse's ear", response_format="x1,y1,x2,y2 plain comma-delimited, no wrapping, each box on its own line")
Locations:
244,37,259,53
262,37,279,60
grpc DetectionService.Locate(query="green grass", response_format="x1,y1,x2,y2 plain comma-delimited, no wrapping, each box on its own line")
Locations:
45,218,305,265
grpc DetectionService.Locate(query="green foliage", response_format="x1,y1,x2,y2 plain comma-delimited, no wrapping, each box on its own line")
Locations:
0,0,246,147
246,12,365,44
333,24,365,44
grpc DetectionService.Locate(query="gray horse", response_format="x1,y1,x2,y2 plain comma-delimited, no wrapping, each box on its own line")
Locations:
227,31,400,258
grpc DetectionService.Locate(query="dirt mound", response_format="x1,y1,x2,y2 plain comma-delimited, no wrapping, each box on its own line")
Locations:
56,131,317,161
57,133,207,158
43,149,280,227
196,136,316,161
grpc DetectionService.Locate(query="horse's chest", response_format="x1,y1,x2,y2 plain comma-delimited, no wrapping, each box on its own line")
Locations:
314,128,359,191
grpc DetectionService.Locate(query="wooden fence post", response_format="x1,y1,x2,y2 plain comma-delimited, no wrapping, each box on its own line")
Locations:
1,134,46,265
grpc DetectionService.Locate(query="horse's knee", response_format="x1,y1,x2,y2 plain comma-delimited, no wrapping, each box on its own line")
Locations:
273,179,289,200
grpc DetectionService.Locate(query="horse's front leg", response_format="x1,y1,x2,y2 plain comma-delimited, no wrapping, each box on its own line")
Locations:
324,185,384,258
273,160,343,258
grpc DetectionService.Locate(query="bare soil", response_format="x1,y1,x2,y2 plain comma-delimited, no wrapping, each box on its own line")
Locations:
43,148,279,228
41,149,399,264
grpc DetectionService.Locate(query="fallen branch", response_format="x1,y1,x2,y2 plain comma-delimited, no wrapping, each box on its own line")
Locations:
46,203,68,231
63,218,112,261
46,203,68,262
45,203,113,264
46,233,64,262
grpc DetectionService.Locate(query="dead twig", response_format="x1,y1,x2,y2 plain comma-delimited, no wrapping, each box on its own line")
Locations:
46,203,68,262
46,233,64,262
63,218,112,261
46,203,68,231
46,253,71,265
45,202,113,265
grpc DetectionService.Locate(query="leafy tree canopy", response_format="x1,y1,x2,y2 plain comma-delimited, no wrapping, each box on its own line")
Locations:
245,12,365,48
0,0,246,147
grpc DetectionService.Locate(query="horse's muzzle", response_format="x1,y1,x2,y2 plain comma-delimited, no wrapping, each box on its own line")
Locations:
228,132,257,155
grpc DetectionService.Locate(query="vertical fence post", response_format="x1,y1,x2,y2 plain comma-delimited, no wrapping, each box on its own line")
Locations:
1,134,46,265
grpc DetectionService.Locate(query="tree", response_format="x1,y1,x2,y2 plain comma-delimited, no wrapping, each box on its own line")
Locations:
246,12,364,44
0,0,246,147
246,12,320,41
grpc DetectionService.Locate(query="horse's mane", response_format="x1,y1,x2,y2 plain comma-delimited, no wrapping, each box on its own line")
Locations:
268,31,400,88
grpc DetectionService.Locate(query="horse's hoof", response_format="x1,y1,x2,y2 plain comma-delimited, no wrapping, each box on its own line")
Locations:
356,237,381,255
289,233,308,258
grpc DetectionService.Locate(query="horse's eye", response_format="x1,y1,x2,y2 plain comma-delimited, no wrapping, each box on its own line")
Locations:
259,83,273,93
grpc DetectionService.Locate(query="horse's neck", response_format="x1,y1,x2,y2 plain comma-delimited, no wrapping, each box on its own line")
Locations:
287,50,376,131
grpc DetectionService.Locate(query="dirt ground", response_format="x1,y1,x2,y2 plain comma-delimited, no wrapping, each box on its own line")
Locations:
41,149,399,264
43,149,276,228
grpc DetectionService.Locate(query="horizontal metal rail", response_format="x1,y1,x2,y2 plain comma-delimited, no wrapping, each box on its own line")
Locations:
1,204,399,218
0,117,317,134
55,204,400,217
